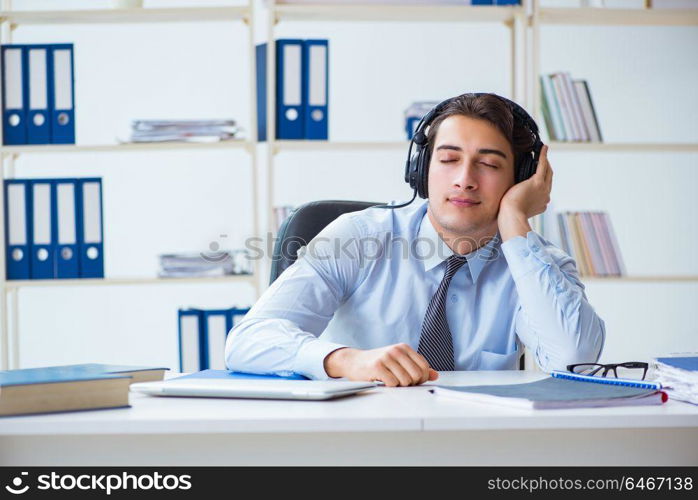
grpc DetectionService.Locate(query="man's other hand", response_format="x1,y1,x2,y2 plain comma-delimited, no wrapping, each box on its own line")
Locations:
323,344,439,387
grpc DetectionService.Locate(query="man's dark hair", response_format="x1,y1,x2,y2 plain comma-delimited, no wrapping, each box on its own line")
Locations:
425,93,538,180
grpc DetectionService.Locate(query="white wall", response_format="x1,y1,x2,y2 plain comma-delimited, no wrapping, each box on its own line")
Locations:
5,0,698,369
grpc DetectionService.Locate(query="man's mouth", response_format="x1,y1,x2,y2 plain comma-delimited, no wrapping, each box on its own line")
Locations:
449,197,481,208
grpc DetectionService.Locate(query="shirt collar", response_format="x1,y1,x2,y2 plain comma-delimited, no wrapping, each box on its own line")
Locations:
416,209,501,284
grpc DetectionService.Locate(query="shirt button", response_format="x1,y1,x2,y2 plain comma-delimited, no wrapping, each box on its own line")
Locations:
531,244,540,252
521,249,530,257
451,295,458,303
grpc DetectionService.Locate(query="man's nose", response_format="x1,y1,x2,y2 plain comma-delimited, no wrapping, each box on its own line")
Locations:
453,162,478,191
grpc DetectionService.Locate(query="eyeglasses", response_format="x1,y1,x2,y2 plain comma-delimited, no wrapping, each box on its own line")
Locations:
567,362,649,380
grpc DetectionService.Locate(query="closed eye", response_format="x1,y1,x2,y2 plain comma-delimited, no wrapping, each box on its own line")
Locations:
480,162,497,168
440,159,457,163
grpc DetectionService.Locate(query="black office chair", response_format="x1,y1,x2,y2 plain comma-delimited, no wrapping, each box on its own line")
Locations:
269,199,525,370
269,200,382,285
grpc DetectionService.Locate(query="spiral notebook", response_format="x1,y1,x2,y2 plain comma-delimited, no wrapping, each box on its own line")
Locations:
430,371,667,410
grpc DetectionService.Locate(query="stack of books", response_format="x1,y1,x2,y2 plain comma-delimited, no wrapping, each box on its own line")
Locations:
557,211,625,277
127,119,241,143
0,364,167,416
651,356,698,405
159,250,252,278
540,72,602,143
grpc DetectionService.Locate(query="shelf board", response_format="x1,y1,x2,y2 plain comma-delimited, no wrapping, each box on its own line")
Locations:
0,140,252,155
582,276,698,282
0,7,250,25
271,141,698,154
538,8,698,26
3,275,255,289
274,4,522,24
547,142,698,153
5,141,692,156
271,140,409,154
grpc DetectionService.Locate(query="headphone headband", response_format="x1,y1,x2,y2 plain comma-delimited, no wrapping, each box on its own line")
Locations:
401,92,543,202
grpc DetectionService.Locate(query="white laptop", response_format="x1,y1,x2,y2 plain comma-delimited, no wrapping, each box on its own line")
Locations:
130,378,379,401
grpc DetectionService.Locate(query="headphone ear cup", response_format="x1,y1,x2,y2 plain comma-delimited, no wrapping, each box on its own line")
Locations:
417,147,430,198
406,153,419,190
517,156,533,183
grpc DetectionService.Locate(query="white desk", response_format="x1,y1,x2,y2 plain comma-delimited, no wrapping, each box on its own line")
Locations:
1,371,697,466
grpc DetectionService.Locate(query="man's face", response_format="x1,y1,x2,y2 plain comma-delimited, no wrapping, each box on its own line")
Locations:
427,114,515,239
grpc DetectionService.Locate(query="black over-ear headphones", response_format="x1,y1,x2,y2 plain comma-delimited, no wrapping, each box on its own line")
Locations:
385,93,543,209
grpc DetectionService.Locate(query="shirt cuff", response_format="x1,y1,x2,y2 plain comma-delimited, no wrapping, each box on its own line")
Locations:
501,231,554,280
293,339,349,380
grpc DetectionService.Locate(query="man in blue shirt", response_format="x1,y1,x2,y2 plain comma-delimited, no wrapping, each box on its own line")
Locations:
225,93,605,386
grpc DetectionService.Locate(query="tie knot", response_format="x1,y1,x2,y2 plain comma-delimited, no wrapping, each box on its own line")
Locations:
445,254,467,277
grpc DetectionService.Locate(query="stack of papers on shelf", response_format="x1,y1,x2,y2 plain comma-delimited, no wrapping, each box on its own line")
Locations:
127,119,242,143
159,250,252,278
430,370,667,410
651,356,698,405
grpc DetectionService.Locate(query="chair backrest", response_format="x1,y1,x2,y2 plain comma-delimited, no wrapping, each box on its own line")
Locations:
269,200,382,285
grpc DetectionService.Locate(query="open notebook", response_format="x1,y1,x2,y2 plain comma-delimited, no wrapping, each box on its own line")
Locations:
430,371,667,410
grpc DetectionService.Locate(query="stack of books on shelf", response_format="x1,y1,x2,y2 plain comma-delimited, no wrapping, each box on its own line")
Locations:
557,211,625,277
650,356,698,405
159,250,252,278
540,72,602,143
274,205,295,231
126,119,242,144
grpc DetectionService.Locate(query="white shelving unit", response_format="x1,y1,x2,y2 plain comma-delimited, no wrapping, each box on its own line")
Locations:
0,2,261,370
0,0,696,370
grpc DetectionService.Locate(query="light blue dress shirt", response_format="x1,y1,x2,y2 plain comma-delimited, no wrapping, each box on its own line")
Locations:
225,200,605,380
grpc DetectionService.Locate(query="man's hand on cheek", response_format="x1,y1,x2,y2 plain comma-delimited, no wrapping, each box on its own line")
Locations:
497,145,552,241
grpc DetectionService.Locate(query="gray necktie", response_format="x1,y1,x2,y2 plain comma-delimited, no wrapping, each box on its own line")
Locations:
418,254,467,371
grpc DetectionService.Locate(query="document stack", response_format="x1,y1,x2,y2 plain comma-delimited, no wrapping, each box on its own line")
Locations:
540,72,602,142
127,119,241,143
4,177,104,280
159,249,252,278
556,211,625,277
1,43,76,145
404,101,439,140
431,370,666,410
178,307,251,372
651,356,698,405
